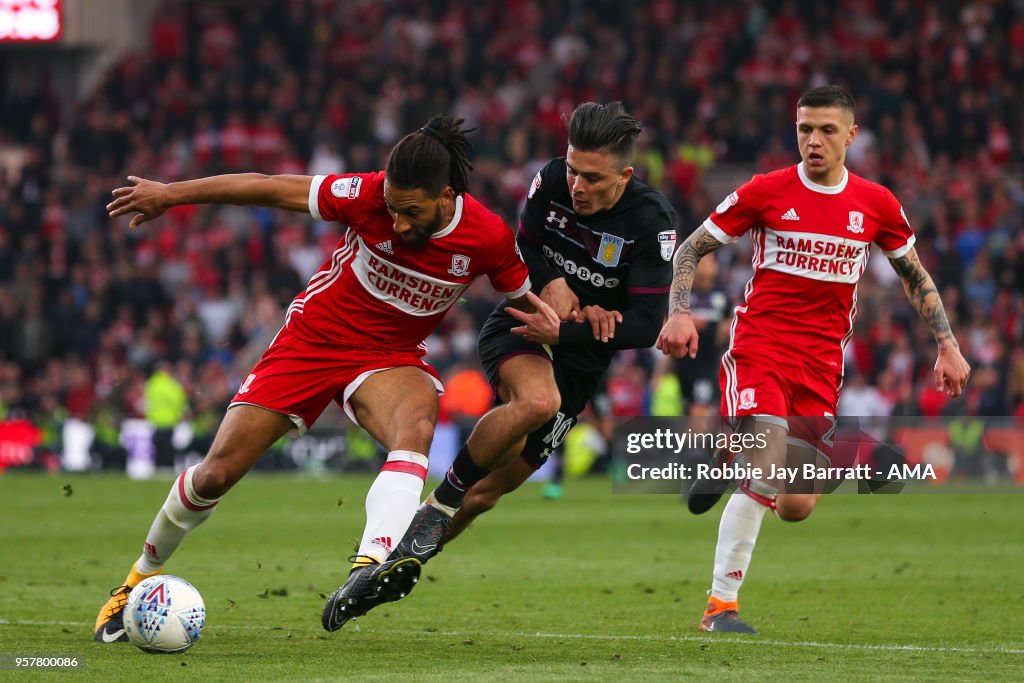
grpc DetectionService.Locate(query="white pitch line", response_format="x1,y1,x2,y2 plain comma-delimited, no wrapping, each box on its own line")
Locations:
422,630,1024,656
4,619,1023,656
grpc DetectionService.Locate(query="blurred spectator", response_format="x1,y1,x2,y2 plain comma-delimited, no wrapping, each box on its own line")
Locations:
1,0,1023,462
144,360,189,469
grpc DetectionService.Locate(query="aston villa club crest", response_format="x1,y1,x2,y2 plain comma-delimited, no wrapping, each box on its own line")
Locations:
448,254,471,277
597,233,624,266
847,211,864,233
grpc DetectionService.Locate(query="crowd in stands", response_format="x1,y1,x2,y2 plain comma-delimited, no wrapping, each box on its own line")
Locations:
1,0,1023,469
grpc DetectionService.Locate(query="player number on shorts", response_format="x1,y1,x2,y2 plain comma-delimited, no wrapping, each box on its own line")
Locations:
542,412,574,451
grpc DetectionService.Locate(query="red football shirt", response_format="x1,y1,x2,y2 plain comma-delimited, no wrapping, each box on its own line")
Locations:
705,163,914,373
284,172,530,353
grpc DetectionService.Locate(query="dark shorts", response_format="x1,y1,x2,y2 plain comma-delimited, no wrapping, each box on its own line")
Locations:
675,367,719,406
478,307,602,470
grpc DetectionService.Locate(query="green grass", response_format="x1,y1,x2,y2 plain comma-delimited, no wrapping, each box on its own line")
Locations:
1,472,1022,681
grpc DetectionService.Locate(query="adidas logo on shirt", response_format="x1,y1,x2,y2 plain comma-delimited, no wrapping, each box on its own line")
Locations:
781,208,800,221
376,240,394,254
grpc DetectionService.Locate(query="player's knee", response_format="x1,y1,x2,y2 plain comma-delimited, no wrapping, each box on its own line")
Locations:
398,414,436,452
516,391,561,429
191,460,237,499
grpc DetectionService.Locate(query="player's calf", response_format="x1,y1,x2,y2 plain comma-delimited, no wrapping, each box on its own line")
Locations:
774,493,818,522
685,447,739,514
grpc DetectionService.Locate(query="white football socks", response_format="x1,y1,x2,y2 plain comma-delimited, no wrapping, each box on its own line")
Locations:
355,451,428,563
135,465,220,574
710,490,770,602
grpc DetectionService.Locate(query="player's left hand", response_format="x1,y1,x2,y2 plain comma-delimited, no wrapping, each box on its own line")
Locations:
934,344,971,397
580,305,622,343
509,291,562,345
107,176,170,229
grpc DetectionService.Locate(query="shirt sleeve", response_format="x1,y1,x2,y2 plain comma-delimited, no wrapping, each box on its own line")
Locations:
487,221,532,298
873,188,917,258
517,162,564,292
308,172,379,225
558,283,668,349
702,175,764,244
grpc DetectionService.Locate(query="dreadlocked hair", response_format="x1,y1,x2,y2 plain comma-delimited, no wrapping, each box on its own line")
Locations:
563,102,642,168
386,114,475,197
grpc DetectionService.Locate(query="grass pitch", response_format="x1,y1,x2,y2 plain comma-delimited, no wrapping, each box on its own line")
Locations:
1,472,1022,681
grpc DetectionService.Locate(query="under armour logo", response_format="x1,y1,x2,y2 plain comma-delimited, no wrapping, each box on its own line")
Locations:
547,211,568,229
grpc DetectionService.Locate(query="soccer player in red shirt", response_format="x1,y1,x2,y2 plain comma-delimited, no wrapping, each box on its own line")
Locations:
94,116,532,642
657,86,971,633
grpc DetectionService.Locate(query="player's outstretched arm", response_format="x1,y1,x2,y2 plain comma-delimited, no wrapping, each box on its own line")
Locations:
108,174,314,229
656,226,723,359
888,246,971,396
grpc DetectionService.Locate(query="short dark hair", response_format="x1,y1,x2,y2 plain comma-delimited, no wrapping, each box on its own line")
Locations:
797,85,856,118
386,114,475,196
564,102,642,167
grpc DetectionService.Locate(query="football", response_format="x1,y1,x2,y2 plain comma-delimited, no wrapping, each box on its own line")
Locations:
123,575,206,653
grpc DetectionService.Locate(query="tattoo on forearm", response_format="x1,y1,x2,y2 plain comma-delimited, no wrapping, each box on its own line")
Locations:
889,250,957,349
669,227,722,316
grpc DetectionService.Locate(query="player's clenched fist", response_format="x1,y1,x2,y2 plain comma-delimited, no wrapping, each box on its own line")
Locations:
656,313,699,359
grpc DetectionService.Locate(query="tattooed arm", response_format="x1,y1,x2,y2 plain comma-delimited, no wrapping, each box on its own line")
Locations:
888,247,971,396
655,226,724,359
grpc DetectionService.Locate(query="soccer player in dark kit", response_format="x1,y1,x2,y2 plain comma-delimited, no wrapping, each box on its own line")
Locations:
372,102,679,612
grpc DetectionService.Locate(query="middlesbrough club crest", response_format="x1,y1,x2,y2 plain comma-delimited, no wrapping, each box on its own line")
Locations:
846,211,864,233
448,254,470,277
738,388,758,410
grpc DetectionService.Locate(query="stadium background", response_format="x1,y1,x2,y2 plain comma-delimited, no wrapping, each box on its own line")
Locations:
1,0,1023,479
